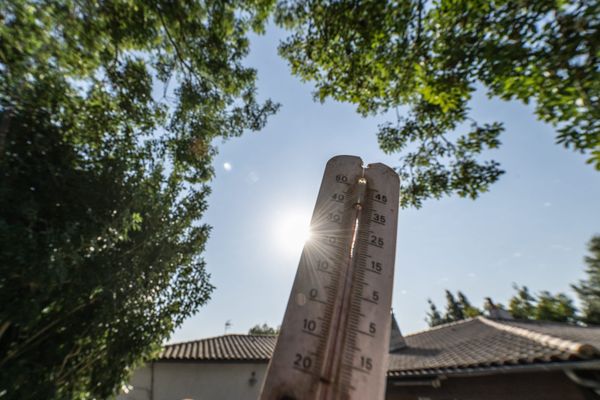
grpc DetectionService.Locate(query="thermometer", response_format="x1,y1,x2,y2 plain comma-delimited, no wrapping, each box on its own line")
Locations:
260,155,400,400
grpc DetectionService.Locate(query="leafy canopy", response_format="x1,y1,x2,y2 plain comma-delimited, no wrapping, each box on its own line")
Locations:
0,0,277,398
248,323,280,335
573,235,600,325
276,0,599,207
508,284,537,320
426,290,482,326
507,286,578,324
427,287,578,327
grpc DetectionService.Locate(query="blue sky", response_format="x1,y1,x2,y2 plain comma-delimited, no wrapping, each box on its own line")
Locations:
170,26,600,342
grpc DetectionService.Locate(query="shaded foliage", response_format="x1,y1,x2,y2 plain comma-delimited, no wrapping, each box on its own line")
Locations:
427,287,578,327
572,235,600,325
426,290,481,327
534,291,577,323
248,323,280,335
444,290,465,322
0,0,277,398
276,0,600,207
508,284,537,320
458,291,483,318
508,285,577,323
425,299,444,327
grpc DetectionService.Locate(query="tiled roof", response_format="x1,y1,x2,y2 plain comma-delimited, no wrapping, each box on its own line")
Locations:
157,317,600,376
388,317,600,377
160,334,276,361
496,318,600,353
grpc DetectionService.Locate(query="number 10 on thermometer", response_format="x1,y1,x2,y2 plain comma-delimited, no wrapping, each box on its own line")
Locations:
260,156,400,400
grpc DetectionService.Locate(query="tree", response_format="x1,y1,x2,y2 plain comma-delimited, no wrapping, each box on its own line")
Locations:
425,290,483,327
508,286,578,323
572,235,600,325
444,290,465,322
0,1,277,399
248,323,280,335
275,0,599,207
425,299,444,327
428,287,579,325
509,285,537,320
458,291,482,318
534,292,578,323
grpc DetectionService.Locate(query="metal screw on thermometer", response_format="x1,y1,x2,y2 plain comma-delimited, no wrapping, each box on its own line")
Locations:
260,155,400,400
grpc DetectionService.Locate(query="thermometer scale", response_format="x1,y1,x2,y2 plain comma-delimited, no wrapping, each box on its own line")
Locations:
260,156,400,400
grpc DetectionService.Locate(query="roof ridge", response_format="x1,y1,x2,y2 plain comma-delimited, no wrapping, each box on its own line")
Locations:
478,316,599,357
164,333,278,348
404,317,477,338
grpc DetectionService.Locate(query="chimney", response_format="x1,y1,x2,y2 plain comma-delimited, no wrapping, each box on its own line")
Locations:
389,313,407,351
484,297,513,320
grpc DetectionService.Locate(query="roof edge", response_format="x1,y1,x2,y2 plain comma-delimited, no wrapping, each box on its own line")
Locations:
156,357,271,363
404,317,477,338
388,359,600,379
478,317,599,357
163,333,277,348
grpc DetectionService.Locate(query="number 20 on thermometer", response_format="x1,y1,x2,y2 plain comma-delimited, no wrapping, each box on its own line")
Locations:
260,155,400,400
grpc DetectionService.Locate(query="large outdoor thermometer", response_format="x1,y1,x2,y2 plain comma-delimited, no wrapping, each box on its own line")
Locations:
260,155,400,400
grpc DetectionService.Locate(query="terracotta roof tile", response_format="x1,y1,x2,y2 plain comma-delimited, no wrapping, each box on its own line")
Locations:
157,318,600,376
159,334,276,361
388,317,600,376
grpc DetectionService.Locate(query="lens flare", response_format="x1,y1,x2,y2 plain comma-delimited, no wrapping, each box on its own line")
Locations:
273,211,312,256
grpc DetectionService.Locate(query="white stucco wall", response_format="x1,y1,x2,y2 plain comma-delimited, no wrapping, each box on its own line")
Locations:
118,362,268,400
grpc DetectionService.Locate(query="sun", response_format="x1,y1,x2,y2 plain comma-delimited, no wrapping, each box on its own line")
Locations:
273,210,312,257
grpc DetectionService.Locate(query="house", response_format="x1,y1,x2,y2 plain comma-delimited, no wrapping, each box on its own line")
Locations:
119,317,600,400
118,335,273,400
386,317,600,400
